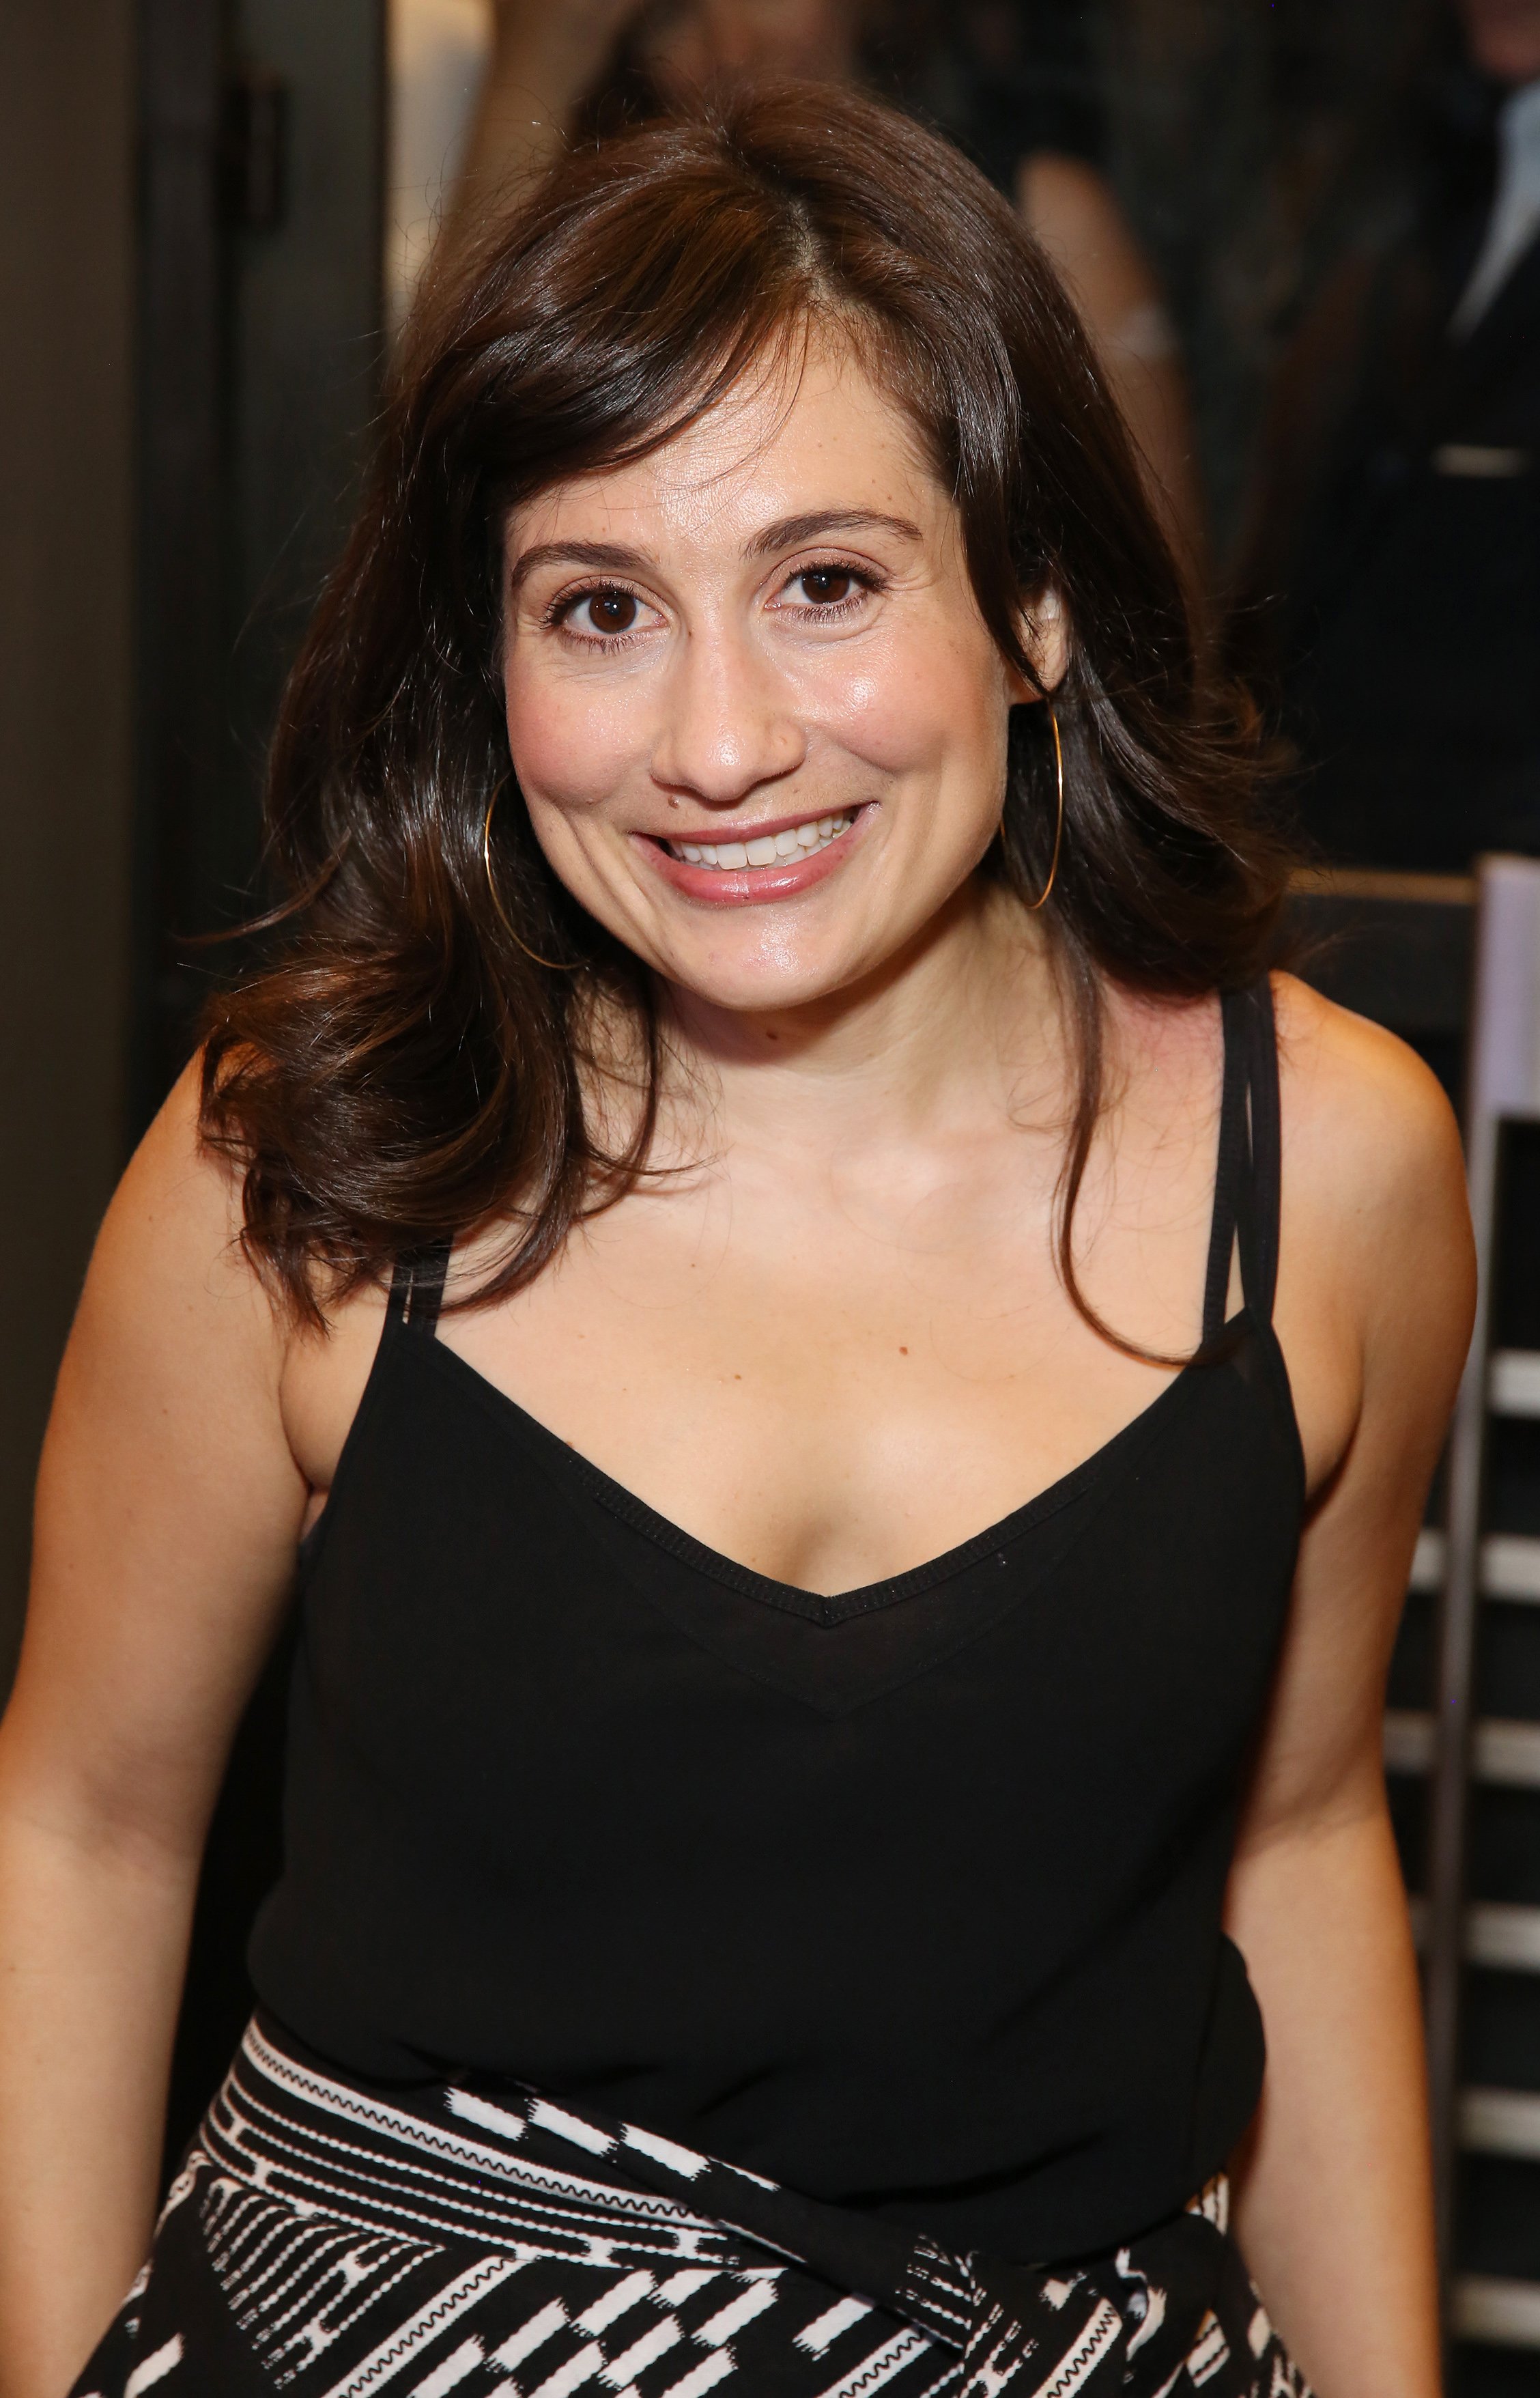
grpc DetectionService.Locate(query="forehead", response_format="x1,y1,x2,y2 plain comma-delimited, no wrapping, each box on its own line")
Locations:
504,337,950,559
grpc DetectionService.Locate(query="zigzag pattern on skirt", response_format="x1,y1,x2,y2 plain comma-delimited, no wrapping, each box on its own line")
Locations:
70,2016,1310,2398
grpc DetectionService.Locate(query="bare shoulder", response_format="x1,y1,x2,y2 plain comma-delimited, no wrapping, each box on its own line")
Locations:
73,1054,288,1405
1273,971,1465,1208
13,1054,310,1838
98,1056,259,1283
1272,972,1472,1353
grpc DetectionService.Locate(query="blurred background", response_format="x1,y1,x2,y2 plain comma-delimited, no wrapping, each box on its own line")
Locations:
3,0,1540,2379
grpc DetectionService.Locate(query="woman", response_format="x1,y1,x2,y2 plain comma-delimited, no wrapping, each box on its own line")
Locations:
449,0,1208,572
0,83,1467,2398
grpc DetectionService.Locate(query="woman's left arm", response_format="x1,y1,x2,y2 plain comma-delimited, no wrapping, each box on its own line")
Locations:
1226,985,1476,2398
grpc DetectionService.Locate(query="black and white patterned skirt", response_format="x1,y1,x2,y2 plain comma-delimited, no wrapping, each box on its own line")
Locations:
72,2017,1308,2398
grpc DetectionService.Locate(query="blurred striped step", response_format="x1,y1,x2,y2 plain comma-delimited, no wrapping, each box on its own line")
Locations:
1454,2275,1540,2348
1384,1712,1540,1787
1408,1526,1540,1601
1409,1899,1540,1973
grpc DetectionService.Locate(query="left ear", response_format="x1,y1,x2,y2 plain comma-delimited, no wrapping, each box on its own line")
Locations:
1007,585,1070,705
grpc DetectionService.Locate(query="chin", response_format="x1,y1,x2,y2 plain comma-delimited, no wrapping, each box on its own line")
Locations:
655,940,868,1017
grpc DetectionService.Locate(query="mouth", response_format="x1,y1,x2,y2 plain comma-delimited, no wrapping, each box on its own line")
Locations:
661,810,856,871
637,804,868,909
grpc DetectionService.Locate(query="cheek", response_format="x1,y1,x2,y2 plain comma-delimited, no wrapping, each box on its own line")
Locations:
503,655,644,816
810,625,1010,787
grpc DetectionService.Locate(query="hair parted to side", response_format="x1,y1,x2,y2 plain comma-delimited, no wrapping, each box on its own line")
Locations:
201,79,1289,1330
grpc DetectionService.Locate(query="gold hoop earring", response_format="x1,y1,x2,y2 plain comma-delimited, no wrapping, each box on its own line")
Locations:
1024,706,1065,913
482,782,574,972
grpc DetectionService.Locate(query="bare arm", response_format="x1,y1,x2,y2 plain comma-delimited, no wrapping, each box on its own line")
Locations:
1016,153,1208,589
1225,984,1475,2396
0,1069,308,2397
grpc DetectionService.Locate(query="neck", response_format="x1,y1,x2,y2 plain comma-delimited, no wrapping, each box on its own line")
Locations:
653,879,1067,1169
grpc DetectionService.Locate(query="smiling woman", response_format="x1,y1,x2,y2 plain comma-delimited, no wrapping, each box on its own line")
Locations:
197,83,1273,1334
0,80,1472,2398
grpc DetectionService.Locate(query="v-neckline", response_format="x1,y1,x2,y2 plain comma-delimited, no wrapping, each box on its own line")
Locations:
412,1318,1253,1624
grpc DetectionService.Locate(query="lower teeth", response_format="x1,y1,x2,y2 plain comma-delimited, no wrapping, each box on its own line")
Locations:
670,815,853,869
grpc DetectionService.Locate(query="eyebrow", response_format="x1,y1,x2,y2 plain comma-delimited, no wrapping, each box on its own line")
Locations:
507,539,646,597
507,509,923,596
745,508,923,557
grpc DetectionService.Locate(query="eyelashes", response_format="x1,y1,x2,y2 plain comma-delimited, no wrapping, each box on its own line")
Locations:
547,588,648,641
539,559,885,650
778,563,872,612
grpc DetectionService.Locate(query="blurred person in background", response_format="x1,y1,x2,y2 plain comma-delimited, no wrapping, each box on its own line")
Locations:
1236,0,1540,872
452,0,1207,573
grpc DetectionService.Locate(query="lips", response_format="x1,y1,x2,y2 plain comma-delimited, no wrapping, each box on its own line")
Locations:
637,805,868,907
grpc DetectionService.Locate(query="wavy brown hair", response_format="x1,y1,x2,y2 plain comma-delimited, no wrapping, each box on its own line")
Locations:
201,79,1288,1328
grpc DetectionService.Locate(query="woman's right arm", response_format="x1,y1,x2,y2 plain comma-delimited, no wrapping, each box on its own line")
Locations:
0,1067,309,2398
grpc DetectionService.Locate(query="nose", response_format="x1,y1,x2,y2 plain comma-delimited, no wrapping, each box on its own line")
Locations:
648,623,806,810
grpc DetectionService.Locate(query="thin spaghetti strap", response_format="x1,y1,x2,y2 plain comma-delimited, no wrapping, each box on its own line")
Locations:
384,1255,415,1332
382,1240,452,1340
1239,976,1281,1324
1201,992,1249,1344
403,1238,453,1337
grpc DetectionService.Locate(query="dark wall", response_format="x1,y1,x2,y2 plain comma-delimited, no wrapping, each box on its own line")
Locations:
0,3,137,1687
221,0,388,988
137,0,386,1121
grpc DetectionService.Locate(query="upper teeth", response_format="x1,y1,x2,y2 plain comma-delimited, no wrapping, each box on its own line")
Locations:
667,813,854,869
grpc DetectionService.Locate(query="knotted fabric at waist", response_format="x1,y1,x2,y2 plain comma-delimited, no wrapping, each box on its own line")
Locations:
156,2014,1307,2398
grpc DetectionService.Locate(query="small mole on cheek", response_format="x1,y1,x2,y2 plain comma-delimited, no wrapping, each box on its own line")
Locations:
899,1346,909,1356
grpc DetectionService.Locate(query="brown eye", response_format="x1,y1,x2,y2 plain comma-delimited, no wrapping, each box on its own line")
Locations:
798,567,854,606
586,588,638,633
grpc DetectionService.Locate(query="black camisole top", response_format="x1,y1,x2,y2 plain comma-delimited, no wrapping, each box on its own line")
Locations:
250,981,1304,2266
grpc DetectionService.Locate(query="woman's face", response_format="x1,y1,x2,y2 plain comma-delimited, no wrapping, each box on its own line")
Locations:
501,339,1061,1018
